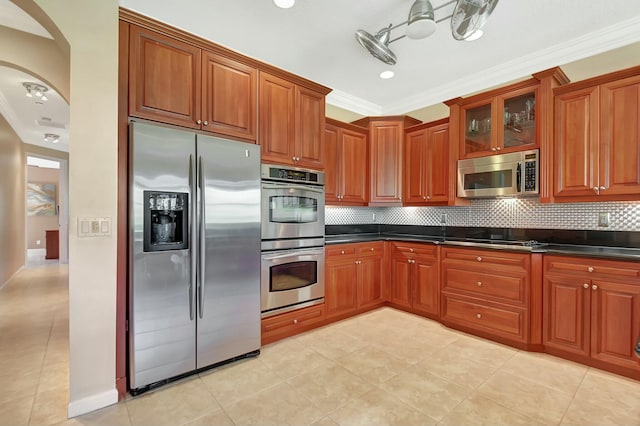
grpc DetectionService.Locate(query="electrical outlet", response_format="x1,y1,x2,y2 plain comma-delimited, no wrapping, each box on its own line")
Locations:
36,240,40,245
440,213,447,224
598,212,610,227
372,213,377,222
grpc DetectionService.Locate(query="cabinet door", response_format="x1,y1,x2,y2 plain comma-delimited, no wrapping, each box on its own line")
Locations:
129,25,201,129
461,99,495,157
499,88,538,151
325,258,358,318
296,86,325,170
324,124,340,204
590,279,640,370
341,129,368,205
389,254,412,308
259,72,296,165
599,75,640,197
404,129,426,204
357,255,384,308
202,52,256,141
543,275,591,357
369,121,403,203
412,256,439,316
426,123,449,202
554,86,600,197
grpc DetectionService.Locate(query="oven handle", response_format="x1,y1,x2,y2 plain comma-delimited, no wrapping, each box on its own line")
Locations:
261,183,324,193
262,248,324,261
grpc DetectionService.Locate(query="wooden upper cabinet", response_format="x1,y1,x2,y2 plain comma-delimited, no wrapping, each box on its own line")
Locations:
202,52,257,140
129,25,201,129
554,86,600,197
324,119,367,206
554,67,640,201
260,71,326,169
353,116,421,205
259,72,296,164
404,120,449,205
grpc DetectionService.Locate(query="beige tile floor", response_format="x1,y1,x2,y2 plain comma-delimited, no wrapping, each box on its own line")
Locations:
2,265,640,426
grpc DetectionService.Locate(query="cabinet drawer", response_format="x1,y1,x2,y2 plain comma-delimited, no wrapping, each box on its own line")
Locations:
442,294,526,341
391,242,438,257
442,267,527,305
326,245,356,257
544,255,640,281
442,247,529,271
261,304,325,339
357,242,384,257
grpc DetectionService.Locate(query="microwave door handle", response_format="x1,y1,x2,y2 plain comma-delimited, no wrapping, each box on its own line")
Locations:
516,162,522,193
261,183,324,193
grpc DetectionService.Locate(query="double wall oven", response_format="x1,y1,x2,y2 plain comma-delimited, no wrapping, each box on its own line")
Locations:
260,164,325,317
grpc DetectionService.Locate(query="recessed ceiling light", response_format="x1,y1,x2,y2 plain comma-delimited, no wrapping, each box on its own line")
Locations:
273,0,295,8
379,70,395,79
464,30,484,41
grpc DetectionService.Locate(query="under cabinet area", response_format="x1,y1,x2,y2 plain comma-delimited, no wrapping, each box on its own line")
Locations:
543,255,640,378
440,247,537,348
325,242,385,320
388,242,439,318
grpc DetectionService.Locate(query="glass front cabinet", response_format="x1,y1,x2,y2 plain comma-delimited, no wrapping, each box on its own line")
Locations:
461,83,539,158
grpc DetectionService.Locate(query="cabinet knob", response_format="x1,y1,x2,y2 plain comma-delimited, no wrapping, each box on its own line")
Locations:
341,250,345,255
426,195,431,200
583,283,589,289
592,284,598,291
370,247,375,252
477,256,482,262
196,119,202,125
203,120,209,126
496,147,501,151
410,248,414,253
592,187,599,193
423,196,427,200
293,319,298,324
476,313,482,319
477,281,483,287
491,147,497,152
599,186,606,191
587,267,594,273
407,259,412,264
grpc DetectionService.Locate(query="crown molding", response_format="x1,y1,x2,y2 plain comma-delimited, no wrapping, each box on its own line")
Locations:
331,15,640,115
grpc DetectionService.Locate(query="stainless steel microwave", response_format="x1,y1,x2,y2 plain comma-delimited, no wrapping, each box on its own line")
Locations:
457,149,539,198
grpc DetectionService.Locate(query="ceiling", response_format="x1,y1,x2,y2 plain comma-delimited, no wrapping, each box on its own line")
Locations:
1,0,640,154
121,0,640,116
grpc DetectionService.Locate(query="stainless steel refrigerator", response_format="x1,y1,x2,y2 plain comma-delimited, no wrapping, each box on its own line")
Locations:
129,120,261,394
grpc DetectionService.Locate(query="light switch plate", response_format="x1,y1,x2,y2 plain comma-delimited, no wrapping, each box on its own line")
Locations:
78,217,111,237
598,212,610,227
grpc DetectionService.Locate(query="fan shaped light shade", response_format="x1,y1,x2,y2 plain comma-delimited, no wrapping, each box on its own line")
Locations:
451,0,499,41
273,0,295,9
355,27,397,65
406,0,436,40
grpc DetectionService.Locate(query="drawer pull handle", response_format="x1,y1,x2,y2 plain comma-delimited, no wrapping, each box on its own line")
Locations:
477,281,482,287
592,284,598,291
477,256,482,262
588,267,594,273
370,247,375,251
476,313,482,319
293,319,298,324
410,248,414,253
583,283,589,289
341,250,345,255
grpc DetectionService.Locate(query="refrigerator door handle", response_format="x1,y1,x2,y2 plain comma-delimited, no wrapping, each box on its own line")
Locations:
198,156,206,319
189,154,195,321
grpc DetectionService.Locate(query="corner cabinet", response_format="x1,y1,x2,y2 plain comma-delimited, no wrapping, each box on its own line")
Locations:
351,116,421,205
324,119,368,205
128,25,257,141
554,68,640,201
259,72,326,169
325,242,385,320
403,119,450,205
543,255,640,378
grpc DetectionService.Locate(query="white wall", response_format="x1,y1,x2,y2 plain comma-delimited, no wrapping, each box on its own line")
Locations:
35,0,119,417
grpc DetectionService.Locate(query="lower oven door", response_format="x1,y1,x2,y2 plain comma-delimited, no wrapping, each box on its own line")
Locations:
261,182,325,240
261,247,325,316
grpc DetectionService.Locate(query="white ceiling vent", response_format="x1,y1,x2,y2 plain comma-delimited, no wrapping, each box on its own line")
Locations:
36,117,66,129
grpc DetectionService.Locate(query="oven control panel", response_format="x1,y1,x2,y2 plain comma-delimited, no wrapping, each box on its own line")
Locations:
261,164,325,185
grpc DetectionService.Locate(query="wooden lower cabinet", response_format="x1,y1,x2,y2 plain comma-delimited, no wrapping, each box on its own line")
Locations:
388,242,439,318
441,247,534,347
325,242,385,320
543,255,640,377
261,303,325,345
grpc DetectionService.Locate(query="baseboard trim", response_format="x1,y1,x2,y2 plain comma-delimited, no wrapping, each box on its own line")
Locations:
1,265,24,291
68,388,118,418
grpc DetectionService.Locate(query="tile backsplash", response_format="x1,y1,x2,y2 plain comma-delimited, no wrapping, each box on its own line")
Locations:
326,199,640,231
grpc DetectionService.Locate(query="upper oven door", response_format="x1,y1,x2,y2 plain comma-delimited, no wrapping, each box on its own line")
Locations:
457,160,520,198
261,181,325,240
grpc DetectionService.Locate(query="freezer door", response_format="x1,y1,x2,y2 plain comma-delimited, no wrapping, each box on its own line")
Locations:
129,121,196,390
196,135,261,368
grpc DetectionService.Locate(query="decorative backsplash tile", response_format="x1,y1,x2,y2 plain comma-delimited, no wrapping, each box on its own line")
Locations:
326,199,640,231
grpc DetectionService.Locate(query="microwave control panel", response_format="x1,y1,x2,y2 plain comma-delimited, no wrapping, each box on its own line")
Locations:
523,160,537,193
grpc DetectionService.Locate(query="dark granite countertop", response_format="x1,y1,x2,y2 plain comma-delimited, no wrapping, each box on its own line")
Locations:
324,227,640,261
